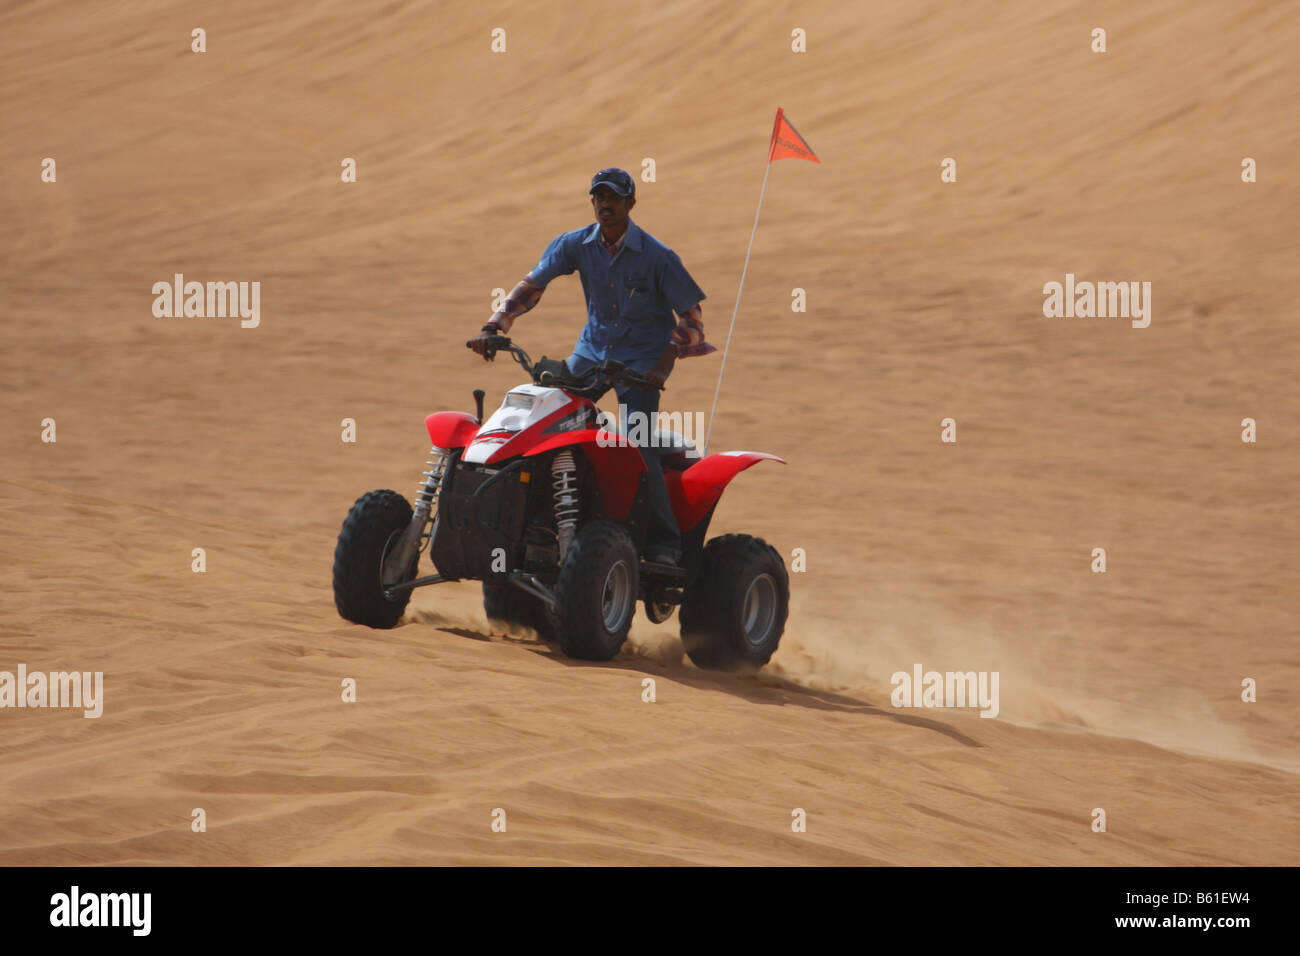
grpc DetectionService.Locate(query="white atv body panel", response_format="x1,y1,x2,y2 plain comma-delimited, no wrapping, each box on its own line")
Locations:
462,384,575,465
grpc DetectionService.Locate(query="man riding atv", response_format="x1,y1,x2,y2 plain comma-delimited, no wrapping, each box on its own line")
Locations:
469,167,715,571
332,169,789,667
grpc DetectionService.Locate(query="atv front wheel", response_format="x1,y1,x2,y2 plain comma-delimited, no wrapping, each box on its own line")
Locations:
680,534,789,671
333,489,418,629
483,581,556,642
552,520,639,661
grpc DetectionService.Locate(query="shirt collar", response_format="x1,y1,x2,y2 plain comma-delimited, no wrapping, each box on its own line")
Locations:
584,218,642,253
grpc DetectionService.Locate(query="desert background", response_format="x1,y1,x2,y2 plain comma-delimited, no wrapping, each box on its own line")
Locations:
1,0,1296,865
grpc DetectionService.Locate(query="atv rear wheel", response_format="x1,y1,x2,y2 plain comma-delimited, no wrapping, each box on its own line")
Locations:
483,581,556,642
680,534,789,671
333,490,418,629
552,520,638,661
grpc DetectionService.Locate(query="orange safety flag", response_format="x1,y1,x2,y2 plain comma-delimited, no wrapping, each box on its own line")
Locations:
767,107,820,163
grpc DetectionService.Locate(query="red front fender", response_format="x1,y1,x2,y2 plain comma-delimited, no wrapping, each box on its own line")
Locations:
526,429,648,520
425,411,479,449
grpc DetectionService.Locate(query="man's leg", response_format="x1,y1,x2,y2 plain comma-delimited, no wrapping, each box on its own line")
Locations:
617,383,682,564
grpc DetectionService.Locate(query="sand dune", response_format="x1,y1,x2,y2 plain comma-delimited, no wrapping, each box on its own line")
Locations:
1,0,1296,865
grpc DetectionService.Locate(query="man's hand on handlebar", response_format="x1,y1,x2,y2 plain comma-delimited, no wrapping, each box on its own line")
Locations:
611,365,664,392
641,344,676,388
468,328,505,360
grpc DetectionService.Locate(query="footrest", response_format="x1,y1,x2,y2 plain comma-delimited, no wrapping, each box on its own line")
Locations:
640,559,687,582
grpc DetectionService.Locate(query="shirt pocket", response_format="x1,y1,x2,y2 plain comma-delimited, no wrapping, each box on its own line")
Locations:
622,272,655,317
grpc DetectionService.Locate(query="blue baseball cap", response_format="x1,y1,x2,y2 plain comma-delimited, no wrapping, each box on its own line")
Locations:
589,167,635,198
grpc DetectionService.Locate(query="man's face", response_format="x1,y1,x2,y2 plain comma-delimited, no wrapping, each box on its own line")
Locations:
591,185,635,230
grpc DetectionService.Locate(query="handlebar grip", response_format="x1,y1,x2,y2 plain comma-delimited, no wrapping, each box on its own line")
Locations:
466,335,511,350
622,372,664,391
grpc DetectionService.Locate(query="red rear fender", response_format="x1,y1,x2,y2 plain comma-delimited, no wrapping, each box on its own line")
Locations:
524,436,784,528
672,451,785,530
425,412,479,449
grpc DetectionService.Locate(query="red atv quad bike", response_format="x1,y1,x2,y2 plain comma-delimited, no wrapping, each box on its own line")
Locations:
332,336,789,670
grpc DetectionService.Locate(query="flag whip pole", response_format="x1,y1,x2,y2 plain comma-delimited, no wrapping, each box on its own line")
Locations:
703,159,771,455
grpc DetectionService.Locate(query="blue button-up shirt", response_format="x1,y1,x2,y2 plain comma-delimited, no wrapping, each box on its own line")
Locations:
526,219,706,374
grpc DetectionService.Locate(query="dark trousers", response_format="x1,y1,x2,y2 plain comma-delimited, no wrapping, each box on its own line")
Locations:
606,382,682,560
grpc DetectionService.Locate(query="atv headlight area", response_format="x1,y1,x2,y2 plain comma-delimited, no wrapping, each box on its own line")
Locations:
504,392,535,410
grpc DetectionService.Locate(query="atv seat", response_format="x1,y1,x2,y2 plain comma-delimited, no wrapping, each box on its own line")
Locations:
656,431,702,471
599,417,702,470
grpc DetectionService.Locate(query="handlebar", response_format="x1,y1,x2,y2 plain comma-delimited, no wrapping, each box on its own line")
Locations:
466,335,663,393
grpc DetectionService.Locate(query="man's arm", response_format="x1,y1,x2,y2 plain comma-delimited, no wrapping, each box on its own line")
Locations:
487,275,545,334
471,231,578,356
658,247,710,360
669,302,716,358
469,274,545,357
644,302,714,385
